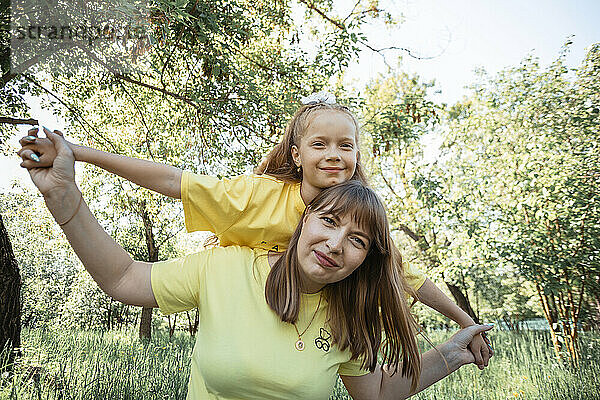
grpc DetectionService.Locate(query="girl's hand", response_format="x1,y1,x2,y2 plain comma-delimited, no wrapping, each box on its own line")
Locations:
18,127,76,196
468,331,493,370
445,325,494,368
17,127,61,169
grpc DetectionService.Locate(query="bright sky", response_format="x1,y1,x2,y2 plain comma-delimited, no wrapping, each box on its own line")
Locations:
2,0,599,190
351,0,600,104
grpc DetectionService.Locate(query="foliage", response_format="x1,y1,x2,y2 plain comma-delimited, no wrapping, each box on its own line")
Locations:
443,42,600,362
4,0,392,171
359,65,517,326
0,189,78,328
0,188,141,331
2,0,406,338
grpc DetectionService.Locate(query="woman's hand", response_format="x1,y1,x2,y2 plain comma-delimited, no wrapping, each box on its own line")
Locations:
18,127,75,196
342,324,494,400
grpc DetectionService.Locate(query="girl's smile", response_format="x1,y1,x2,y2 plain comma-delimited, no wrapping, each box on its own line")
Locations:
291,111,359,204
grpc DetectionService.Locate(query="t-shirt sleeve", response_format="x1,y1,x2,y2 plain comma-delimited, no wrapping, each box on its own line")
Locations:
338,357,370,377
404,262,426,292
181,171,255,234
151,250,214,315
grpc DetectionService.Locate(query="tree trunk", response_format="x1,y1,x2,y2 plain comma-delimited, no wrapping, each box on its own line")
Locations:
0,214,21,369
138,201,158,341
138,307,153,341
536,282,563,361
186,309,199,336
593,292,600,330
444,281,480,324
167,314,177,338
397,223,479,324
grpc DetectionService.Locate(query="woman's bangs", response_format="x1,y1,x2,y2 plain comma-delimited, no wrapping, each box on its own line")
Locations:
314,186,385,240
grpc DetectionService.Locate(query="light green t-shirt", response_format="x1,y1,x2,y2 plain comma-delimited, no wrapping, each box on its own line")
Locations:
151,246,369,400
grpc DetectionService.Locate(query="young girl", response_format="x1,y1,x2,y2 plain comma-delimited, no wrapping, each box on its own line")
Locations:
18,92,492,368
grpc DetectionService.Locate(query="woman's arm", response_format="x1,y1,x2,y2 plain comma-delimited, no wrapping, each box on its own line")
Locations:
417,278,492,369
341,325,493,400
20,129,158,307
19,127,182,199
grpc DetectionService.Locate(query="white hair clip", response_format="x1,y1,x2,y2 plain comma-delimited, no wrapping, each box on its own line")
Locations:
300,90,336,105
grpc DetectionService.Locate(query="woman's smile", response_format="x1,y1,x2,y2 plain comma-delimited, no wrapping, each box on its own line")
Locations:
313,250,339,268
296,211,370,293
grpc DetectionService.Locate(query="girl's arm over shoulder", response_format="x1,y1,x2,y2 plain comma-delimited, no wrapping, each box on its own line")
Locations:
18,127,182,199
416,278,492,370
341,325,493,400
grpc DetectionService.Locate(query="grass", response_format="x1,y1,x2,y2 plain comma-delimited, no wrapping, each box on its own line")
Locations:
1,328,599,399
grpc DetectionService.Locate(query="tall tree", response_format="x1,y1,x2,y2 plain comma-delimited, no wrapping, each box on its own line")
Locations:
0,213,20,369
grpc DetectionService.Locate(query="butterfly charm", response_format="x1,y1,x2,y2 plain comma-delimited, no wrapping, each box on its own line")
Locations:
315,328,331,352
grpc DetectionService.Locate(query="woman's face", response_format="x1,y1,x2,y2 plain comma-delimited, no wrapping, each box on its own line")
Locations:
296,209,371,293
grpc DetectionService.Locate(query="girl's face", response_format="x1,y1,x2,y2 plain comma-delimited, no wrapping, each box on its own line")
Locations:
291,111,359,200
296,209,371,293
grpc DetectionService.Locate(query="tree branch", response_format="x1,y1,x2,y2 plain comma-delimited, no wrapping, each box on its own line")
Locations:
76,45,201,110
297,0,345,30
0,117,38,125
397,223,429,247
117,81,156,161
22,73,118,152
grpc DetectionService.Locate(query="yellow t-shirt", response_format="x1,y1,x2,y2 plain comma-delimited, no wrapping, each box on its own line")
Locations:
152,246,369,400
181,172,426,291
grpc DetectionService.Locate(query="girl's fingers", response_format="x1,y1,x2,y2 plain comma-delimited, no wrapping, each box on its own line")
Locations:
481,343,491,367
482,332,494,356
18,138,58,166
18,149,38,161
18,149,40,169
20,127,40,145
473,347,484,369
20,135,37,146
17,148,55,168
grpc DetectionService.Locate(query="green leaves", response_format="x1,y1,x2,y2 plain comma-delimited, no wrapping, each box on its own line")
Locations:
443,43,600,354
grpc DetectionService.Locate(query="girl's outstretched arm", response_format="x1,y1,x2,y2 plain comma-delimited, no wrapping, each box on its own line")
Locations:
18,127,182,199
342,324,494,400
416,278,492,370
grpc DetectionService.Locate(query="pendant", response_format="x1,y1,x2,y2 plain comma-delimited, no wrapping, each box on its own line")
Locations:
295,339,305,351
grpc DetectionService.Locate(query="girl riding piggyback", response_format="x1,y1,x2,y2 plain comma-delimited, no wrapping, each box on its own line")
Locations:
18,91,492,369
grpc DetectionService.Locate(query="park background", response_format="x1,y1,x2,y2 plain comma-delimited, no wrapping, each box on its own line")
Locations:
1,0,599,398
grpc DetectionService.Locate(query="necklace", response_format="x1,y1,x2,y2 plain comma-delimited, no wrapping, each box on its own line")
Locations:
292,293,322,351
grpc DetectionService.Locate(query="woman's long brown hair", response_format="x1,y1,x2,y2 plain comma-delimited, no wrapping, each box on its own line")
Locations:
264,180,421,392
254,103,369,185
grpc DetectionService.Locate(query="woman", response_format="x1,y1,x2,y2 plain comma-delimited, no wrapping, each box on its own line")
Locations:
22,130,492,399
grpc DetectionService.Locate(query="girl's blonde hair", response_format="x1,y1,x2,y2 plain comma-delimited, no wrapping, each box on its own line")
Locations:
254,103,369,185
264,180,421,392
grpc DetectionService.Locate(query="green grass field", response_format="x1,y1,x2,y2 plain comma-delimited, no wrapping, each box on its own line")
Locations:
1,328,599,399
